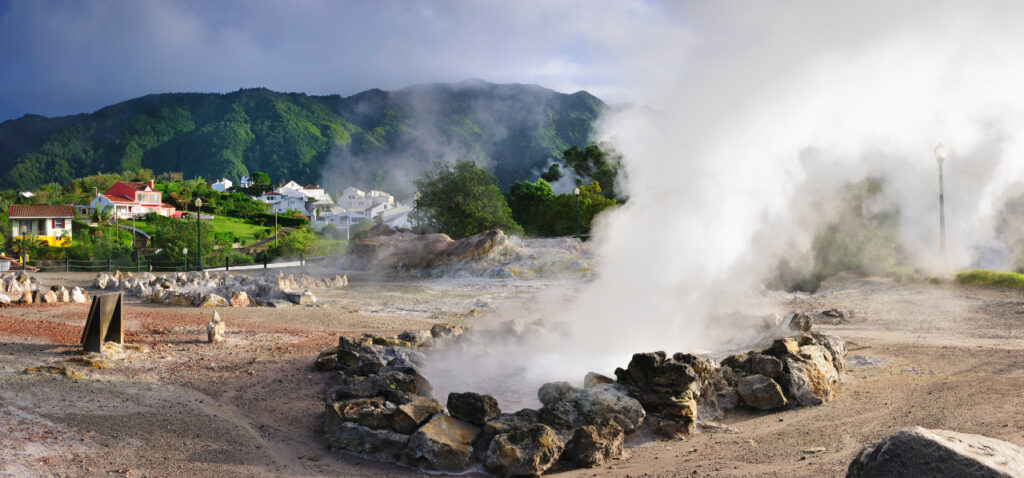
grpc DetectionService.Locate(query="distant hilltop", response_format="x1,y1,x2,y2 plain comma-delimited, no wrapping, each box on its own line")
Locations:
0,81,607,194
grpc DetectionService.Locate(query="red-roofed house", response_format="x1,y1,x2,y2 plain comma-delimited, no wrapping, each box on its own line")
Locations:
90,180,176,219
9,205,74,247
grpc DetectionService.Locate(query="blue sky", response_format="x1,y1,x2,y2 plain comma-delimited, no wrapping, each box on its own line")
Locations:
0,0,687,122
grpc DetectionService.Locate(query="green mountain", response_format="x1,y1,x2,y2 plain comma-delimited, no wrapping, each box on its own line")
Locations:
0,80,606,194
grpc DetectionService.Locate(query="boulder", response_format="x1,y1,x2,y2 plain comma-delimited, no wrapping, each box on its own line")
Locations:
398,330,432,347
785,312,813,332
394,397,444,434
538,400,582,430
765,337,800,357
447,392,501,426
573,384,646,434
70,286,87,304
812,332,848,373
583,372,615,389
408,414,479,472
206,311,226,343
736,374,788,410
326,397,399,430
0,293,9,305
329,366,433,404
563,418,625,468
20,288,33,304
326,421,411,465
484,423,564,477
847,426,1024,477
538,381,580,406
93,273,110,289
750,354,783,379
42,289,58,304
430,323,464,338
783,352,838,407
197,293,228,308
229,291,251,307
57,286,70,303
472,409,540,462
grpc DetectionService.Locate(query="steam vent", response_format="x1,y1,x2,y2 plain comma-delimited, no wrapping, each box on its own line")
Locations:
315,312,848,475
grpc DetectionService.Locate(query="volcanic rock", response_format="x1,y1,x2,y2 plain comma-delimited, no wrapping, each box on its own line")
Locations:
42,289,58,303
750,354,783,379
197,293,227,308
538,400,582,430
326,421,411,465
285,289,317,305
398,330,432,346
430,323,464,338
472,409,540,462
785,312,813,332
343,225,510,275
394,397,444,434
326,397,398,430
20,288,33,304
812,332,848,372
408,414,480,472
229,291,250,307
573,383,645,434
329,366,432,404
766,337,800,357
0,293,9,305
736,374,788,410
57,286,70,303
583,372,615,389
447,392,501,426
563,418,625,468
206,311,226,343
783,353,837,406
714,387,740,411
484,423,564,477
538,381,580,406
847,426,1024,477
614,352,707,436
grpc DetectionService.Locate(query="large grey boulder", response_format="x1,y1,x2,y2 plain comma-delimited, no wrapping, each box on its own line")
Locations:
573,383,645,433
563,418,625,468
407,414,479,472
783,344,839,406
538,381,580,406
847,426,1024,477
326,422,411,465
447,392,501,426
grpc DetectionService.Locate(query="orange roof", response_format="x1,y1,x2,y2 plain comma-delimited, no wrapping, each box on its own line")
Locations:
9,205,74,218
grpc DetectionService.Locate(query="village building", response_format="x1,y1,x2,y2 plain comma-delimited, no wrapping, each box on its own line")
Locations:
209,178,233,192
252,192,306,214
337,187,395,212
90,181,176,219
9,205,74,247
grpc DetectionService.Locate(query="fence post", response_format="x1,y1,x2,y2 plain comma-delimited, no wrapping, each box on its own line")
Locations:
136,255,140,273
225,257,229,271
65,257,69,273
263,253,268,269
106,257,111,272
148,257,152,272
184,257,189,272
300,253,304,266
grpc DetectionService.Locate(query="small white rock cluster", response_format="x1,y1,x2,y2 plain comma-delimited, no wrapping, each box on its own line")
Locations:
94,270,345,307
0,273,88,305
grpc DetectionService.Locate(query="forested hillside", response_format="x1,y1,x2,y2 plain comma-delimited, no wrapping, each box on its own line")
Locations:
0,81,606,193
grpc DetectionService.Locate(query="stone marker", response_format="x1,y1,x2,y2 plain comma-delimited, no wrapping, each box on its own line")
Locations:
206,311,226,343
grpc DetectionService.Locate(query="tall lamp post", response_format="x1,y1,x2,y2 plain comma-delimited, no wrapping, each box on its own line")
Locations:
935,143,948,262
574,187,581,238
195,198,203,271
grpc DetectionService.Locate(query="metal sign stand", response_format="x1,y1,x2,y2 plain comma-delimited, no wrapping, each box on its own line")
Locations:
80,292,124,353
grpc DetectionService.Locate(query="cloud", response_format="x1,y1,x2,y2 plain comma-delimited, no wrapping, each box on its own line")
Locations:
0,0,687,121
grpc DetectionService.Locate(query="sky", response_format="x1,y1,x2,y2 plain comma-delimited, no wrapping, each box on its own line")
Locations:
0,0,690,122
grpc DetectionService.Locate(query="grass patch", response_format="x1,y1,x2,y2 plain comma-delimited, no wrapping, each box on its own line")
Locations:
206,216,270,244
954,269,1024,290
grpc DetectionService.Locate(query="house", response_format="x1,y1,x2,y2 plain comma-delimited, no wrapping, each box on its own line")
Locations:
9,205,74,247
90,180,176,219
239,176,252,188
253,192,306,214
337,187,395,212
276,181,330,202
210,178,233,192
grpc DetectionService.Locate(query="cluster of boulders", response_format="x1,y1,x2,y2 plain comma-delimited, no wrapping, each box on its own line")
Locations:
93,270,347,307
0,272,87,305
314,311,850,476
317,324,642,476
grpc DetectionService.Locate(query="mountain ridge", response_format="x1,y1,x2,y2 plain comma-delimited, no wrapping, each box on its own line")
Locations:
0,81,607,194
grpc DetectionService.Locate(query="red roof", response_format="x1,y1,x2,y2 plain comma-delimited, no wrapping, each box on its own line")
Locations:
9,205,74,218
101,194,135,204
106,181,153,200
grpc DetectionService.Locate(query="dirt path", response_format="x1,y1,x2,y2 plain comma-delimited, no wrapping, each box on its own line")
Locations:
1,272,1023,477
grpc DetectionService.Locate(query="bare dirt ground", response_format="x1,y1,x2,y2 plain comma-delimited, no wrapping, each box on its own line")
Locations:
1,271,1023,477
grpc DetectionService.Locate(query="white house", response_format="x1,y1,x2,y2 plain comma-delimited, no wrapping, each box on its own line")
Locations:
239,176,252,188
338,187,395,212
253,192,306,214
210,178,233,192
276,181,330,202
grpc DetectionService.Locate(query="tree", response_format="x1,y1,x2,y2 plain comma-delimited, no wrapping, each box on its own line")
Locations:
251,171,271,186
508,179,555,236
540,163,562,183
561,142,623,200
411,160,522,239
535,181,617,237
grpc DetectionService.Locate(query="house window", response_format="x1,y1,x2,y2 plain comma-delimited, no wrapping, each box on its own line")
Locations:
52,219,65,229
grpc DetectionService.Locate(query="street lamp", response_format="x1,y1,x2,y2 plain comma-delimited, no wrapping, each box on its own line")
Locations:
935,143,948,262
20,225,27,267
574,187,581,238
194,198,203,271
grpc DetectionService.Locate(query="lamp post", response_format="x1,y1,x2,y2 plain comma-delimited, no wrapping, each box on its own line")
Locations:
935,143,948,262
20,225,27,267
195,198,203,271
574,187,581,238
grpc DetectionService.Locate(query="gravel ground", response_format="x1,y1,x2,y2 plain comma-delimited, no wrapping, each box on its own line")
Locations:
1,271,1023,477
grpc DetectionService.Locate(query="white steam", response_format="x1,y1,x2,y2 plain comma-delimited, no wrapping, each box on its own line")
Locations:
429,2,1024,406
